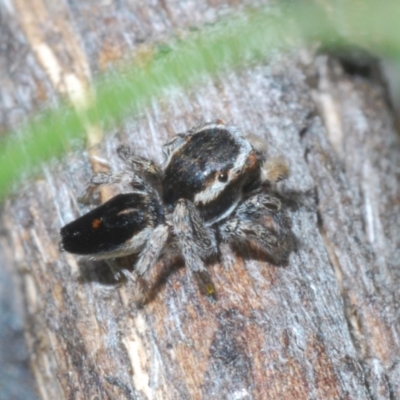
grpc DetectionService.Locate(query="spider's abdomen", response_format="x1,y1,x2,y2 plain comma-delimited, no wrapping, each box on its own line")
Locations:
60,193,164,256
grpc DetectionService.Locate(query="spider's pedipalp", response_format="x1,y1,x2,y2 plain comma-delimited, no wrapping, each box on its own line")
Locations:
261,157,290,184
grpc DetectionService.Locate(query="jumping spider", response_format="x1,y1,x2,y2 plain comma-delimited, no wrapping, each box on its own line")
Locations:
60,122,294,302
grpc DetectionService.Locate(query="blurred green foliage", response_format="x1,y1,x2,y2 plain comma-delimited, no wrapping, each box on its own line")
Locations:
1,0,399,199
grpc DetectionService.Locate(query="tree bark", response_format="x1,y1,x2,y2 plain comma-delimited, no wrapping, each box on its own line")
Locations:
1,1,400,399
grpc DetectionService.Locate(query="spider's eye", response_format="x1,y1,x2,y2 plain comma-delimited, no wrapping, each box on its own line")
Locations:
217,171,229,182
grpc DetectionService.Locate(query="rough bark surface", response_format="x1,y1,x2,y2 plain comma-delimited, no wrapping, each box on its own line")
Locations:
1,1,400,400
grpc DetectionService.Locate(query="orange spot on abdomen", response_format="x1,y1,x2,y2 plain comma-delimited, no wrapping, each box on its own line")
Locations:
92,218,102,229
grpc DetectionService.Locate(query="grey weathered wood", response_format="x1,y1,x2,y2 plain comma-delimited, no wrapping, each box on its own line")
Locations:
1,1,400,399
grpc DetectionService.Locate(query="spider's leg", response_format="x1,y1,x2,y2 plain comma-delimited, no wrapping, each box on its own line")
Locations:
135,224,169,277
173,198,218,298
79,169,146,203
218,193,294,265
127,224,170,303
117,145,163,191
79,171,119,203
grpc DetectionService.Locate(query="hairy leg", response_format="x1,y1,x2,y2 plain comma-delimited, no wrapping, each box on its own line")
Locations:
80,146,162,203
135,225,169,277
173,199,218,297
117,145,162,191
218,193,294,265
128,224,170,303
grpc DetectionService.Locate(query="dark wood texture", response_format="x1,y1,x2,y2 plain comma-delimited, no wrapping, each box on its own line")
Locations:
1,1,400,399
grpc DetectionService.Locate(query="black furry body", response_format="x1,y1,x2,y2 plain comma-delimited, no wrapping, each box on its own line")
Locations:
60,121,295,302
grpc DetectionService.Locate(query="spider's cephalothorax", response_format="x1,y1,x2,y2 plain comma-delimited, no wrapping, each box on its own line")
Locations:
162,123,263,224
59,121,294,303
